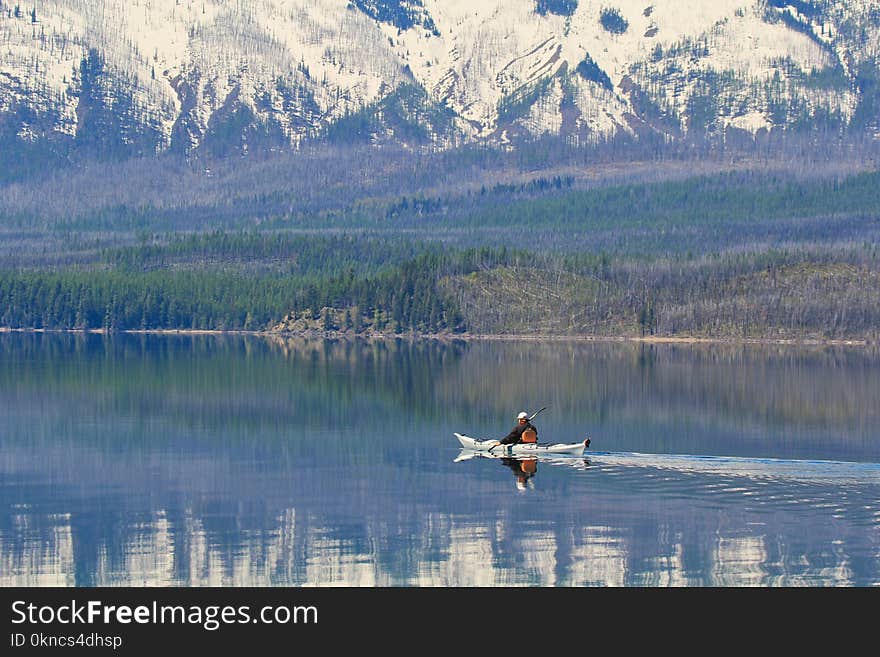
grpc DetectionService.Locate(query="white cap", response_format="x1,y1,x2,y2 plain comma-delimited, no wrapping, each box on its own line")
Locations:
517,411,529,420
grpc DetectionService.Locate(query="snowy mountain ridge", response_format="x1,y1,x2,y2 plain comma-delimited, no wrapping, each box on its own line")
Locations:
1,0,878,160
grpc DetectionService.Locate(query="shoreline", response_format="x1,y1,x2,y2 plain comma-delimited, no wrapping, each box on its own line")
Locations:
1,326,876,347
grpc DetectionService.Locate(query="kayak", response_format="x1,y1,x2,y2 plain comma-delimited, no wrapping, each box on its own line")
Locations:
454,432,589,456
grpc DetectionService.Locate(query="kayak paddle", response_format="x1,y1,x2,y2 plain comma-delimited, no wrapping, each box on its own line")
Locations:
528,406,547,421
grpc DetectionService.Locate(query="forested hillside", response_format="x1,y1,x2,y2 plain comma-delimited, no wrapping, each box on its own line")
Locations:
2,152,879,342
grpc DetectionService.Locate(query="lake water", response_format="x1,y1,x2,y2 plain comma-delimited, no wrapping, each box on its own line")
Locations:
1,333,879,587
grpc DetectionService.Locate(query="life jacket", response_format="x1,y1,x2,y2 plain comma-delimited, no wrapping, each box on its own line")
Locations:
521,427,537,444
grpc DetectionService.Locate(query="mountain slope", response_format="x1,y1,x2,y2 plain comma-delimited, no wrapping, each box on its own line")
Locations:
1,0,878,163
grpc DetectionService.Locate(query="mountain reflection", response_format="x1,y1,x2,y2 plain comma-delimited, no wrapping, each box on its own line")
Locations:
0,503,864,586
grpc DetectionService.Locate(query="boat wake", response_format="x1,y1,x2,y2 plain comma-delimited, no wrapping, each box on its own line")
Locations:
456,448,880,485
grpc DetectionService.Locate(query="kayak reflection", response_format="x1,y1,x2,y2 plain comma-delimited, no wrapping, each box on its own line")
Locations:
452,449,540,490
454,448,593,490
502,456,538,491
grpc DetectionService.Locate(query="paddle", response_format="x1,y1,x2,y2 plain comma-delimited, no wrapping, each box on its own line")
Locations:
489,406,547,452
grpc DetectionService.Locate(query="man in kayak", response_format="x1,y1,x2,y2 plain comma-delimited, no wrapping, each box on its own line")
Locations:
498,411,538,446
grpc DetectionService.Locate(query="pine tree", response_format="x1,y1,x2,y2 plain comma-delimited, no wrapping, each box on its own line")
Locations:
322,307,335,332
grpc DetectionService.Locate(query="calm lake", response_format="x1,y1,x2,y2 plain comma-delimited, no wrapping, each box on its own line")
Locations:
1,332,879,586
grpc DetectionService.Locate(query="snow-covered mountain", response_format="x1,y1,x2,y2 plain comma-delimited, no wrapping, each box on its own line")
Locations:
1,0,878,160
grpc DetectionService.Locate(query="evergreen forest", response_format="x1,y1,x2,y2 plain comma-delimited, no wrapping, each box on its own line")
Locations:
2,137,879,341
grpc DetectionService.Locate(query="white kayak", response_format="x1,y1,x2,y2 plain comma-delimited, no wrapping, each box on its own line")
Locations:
454,432,590,456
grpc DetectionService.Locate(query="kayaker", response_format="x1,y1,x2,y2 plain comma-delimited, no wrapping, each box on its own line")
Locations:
498,411,538,446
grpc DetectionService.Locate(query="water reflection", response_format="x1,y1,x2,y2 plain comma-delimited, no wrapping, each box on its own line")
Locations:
1,333,879,586
500,457,538,491
2,489,873,586
454,450,542,491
